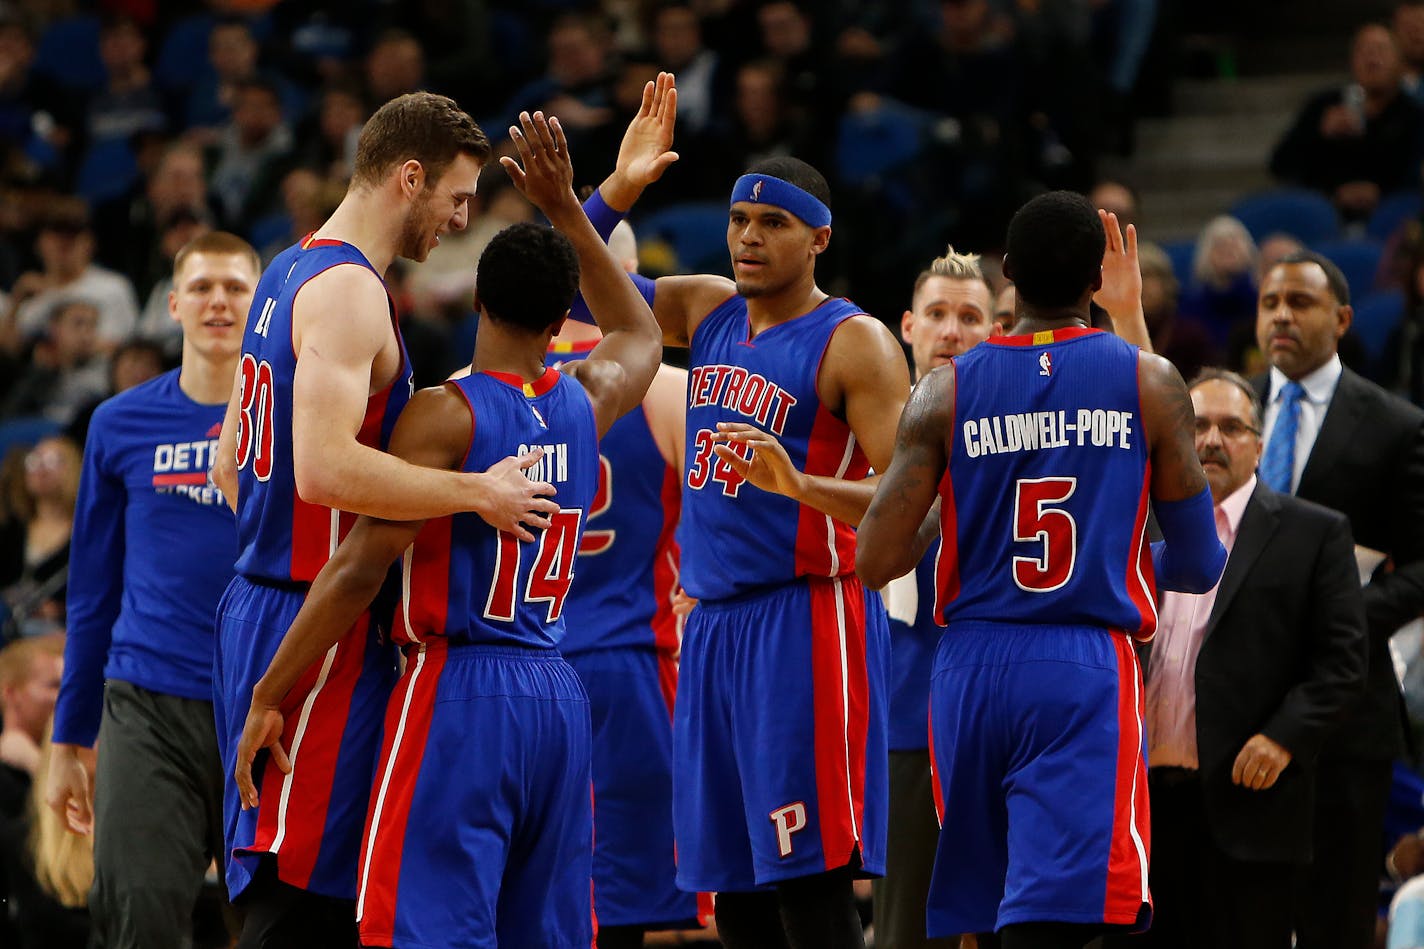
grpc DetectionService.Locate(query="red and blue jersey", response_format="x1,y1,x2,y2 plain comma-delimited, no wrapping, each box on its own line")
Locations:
233,235,413,585
397,368,599,648
682,295,872,602
934,327,1157,639
548,341,682,657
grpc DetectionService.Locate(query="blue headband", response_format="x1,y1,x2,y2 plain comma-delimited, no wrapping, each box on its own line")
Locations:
729,174,831,228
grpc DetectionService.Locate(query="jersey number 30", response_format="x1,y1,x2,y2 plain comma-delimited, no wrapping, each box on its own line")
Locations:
1012,477,1077,593
485,510,584,623
235,354,275,481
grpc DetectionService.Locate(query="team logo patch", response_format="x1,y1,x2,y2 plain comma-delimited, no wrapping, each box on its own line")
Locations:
769,801,808,858
530,405,548,429
751,179,763,202
1039,351,1052,377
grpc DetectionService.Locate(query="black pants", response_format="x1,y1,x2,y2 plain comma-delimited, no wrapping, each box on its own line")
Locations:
91,680,231,949
873,750,962,949
1295,756,1392,949
1103,767,1296,949
236,858,357,949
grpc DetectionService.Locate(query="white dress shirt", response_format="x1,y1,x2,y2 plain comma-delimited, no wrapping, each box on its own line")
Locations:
1262,355,1343,494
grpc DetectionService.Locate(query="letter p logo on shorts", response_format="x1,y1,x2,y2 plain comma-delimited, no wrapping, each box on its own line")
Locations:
769,802,808,858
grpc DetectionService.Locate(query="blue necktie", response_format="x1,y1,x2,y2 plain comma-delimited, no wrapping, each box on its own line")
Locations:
1260,380,1305,493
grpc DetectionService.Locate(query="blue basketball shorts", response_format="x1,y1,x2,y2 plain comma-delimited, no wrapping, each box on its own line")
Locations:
356,641,594,949
926,621,1151,937
213,575,397,900
565,646,701,929
672,575,889,891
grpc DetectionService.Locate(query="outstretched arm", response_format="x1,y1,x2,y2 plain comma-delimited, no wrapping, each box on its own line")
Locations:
502,111,661,437
1094,210,1152,353
857,365,956,589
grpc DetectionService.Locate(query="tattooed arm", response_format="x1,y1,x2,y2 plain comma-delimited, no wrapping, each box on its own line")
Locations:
857,365,956,589
1140,351,1210,503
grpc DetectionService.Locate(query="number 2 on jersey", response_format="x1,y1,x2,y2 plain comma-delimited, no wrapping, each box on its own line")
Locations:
235,353,275,481
1012,477,1077,593
485,509,584,623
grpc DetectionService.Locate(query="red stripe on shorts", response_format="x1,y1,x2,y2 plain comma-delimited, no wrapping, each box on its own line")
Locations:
809,577,868,870
1103,632,1151,923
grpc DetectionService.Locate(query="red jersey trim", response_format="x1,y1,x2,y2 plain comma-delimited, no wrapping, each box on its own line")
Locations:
547,338,600,355
483,366,561,397
986,326,1101,347
300,232,346,249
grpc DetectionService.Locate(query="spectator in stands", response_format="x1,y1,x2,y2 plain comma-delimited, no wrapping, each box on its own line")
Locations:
3,201,140,354
1396,0,1424,105
712,59,821,178
1,301,110,425
0,436,79,641
1139,240,1217,382
0,634,63,805
364,29,426,104
293,81,367,181
650,1,723,135
1271,23,1424,220
206,77,294,233
373,0,496,109
92,142,215,301
82,15,166,154
1253,251,1424,949
1089,178,1140,229
1113,369,1366,949
1385,227,1424,404
253,166,342,262
1182,215,1260,346
0,13,79,186
500,13,618,169
185,18,301,138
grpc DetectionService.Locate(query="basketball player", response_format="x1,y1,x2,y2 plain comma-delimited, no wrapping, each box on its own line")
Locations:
857,191,1227,949
232,109,662,949
45,232,257,949
580,72,910,948
549,221,699,948
208,93,559,947
875,246,1003,949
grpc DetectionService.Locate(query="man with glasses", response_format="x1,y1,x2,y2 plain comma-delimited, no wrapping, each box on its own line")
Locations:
1115,368,1366,949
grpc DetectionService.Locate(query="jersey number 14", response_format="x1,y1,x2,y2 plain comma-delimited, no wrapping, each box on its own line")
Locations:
484,510,584,624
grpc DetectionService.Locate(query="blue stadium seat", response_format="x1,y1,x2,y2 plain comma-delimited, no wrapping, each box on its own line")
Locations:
1351,288,1405,360
0,417,62,462
33,15,104,93
1160,238,1196,288
836,101,927,186
1312,239,1383,301
1229,188,1340,245
635,202,730,274
1368,190,1423,241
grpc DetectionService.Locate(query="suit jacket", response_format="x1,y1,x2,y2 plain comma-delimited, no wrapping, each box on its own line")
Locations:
1253,367,1424,759
1147,483,1366,863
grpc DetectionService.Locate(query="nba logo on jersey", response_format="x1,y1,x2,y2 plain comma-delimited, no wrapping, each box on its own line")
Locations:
1039,352,1052,377
530,405,548,429
751,180,764,201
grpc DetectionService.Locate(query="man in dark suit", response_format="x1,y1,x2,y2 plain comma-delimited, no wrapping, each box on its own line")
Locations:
1254,250,1424,949
1118,368,1366,949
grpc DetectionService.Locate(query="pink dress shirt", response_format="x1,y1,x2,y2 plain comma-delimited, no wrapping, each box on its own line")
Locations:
1144,475,1256,769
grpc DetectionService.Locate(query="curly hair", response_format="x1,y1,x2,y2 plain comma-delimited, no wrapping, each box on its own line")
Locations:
475,223,581,334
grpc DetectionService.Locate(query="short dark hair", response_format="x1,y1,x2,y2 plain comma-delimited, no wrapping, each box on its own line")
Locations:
1188,367,1263,429
475,223,580,334
1271,250,1351,306
1005,191,1105,308
742,156,831,212
352,92,491,189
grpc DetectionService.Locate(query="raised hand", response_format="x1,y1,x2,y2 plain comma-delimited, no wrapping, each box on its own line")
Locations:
235,703,289,811
1094,209,1151,351
474,450,559,543
711,422,805,500
615,72,679,190
500,111,580,221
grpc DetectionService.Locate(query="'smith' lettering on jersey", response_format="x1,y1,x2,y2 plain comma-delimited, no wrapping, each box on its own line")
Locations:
964,409,1134,459
688,364,798,436
152,438,228,506
519,443,570,484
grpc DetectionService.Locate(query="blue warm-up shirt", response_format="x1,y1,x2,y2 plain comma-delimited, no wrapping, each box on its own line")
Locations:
52,370,237,747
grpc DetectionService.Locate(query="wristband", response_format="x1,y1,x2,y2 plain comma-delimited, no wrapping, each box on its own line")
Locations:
583,188,626,242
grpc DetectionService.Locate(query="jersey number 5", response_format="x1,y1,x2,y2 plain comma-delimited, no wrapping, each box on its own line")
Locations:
1012,477,1077,593
485,509,584,623
235,353,275,481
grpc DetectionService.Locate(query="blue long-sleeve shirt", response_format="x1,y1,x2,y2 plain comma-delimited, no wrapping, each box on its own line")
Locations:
52,370,236,747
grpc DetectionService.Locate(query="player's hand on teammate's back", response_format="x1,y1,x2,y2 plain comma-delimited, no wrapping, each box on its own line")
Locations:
501,111,580,219
474,450,559,542
612,72,679,193
712,422,806,500
44,743,96,835
235,703,290,811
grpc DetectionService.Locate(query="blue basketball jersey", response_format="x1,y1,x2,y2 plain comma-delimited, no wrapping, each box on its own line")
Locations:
682,295,871,601
398,368,599,648
548,341,682,656
935,328,1157,638
233,235,413,584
